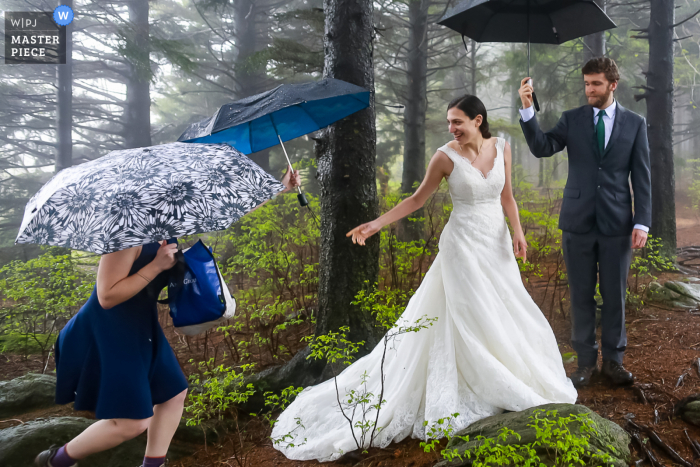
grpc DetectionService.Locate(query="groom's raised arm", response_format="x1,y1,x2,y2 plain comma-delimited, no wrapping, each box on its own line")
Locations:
519,109,568,159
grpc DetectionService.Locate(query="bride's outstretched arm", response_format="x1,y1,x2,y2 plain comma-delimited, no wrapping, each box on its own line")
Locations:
500,142,528,262
347,150,453,245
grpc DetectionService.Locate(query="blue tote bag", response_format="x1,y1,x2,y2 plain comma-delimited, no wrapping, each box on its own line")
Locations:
161,240,236,335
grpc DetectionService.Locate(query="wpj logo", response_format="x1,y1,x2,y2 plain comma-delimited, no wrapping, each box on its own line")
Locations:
4,6,73,65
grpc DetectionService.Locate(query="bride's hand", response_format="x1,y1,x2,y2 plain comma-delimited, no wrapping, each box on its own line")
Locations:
346,221,381,246
513,231,527,262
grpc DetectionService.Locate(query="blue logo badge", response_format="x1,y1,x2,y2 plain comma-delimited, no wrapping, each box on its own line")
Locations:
53,5,74,26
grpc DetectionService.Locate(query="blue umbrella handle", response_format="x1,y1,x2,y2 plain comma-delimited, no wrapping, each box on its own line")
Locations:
277,134,309,207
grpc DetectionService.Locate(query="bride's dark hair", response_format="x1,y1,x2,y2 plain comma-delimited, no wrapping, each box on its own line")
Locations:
447,95,492,139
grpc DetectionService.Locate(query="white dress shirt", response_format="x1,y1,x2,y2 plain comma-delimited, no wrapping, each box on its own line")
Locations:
519,101,648,233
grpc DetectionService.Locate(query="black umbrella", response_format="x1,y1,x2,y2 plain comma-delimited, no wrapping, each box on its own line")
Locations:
178,79,370,206
438,0,616,111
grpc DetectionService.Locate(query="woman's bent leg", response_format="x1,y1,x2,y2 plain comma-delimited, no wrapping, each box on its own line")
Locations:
66,418,152,459
145,389,188,457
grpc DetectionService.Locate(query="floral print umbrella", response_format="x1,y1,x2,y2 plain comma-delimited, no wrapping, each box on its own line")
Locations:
15,142,285,254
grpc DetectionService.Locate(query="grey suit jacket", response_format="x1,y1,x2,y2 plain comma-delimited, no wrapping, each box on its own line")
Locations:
520,103,651,236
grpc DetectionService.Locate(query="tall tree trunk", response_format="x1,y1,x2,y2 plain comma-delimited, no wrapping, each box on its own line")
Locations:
316,0,380,350
647,0,676,256
470,39,477,95
234,0,270,171
56,0,72,172
583,0,606,61
399,0,429,241
123,0,151,149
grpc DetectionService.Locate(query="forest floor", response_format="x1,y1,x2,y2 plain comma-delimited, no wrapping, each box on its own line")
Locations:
2,205,700,467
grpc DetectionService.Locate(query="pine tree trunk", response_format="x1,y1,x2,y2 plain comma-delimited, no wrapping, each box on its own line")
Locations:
123,0,151,149
56,0,72,172
399,0,429,241
316,0,380,350
470,39,477,95
583,0,606,60
647,0,676,256
234,0,270,171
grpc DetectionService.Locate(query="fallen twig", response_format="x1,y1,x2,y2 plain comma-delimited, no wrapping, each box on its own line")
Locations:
683,429,700,459
677,372,689,388
0,419,24,425
633,385,649,405
646,303,689,312
629,421,692,467
630,429,665,467
631,318,660,326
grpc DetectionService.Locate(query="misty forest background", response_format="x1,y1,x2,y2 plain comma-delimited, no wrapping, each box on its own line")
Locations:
1,0,700,410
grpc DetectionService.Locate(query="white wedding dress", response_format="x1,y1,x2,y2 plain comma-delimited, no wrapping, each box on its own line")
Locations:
271,137,577,461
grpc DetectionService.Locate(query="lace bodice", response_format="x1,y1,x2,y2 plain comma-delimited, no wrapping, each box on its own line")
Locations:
438,137,506,207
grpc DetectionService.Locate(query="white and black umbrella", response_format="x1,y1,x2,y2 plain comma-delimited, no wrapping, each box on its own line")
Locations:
15,142,284,254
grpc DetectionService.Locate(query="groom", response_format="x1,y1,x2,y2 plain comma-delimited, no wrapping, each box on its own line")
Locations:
518,57,651,388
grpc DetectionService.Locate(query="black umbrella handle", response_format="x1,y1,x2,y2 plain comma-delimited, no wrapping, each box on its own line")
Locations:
532,91,541,112
297,192,309,207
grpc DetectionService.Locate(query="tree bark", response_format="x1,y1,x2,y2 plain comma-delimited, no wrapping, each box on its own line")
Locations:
399,0,429,241
316,0,380,350
647,0,676,256
470,39,477,95
123,0,151,149
583,0,606,61
233,0,271,171
56,0,73,172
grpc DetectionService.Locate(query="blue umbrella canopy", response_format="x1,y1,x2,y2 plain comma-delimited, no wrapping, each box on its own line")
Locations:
177,78,370,155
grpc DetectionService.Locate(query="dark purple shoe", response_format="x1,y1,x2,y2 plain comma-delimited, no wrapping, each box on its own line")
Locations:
34,446,77,467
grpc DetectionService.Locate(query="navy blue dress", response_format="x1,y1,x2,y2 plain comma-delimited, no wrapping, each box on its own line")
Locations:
55,241,188,420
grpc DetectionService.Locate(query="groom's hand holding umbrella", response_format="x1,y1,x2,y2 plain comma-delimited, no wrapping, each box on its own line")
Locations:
518,77,534,109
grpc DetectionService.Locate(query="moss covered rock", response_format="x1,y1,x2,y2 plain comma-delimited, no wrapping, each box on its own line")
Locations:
435,403,630,467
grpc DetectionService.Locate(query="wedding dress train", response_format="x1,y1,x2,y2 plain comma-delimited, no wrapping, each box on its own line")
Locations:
271,137,577,461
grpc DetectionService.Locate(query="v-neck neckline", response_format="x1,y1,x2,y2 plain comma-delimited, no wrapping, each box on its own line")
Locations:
447,139,500,180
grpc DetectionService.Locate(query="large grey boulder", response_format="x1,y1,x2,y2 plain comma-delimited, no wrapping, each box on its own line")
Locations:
174,417,235,445
680,401,700,427
0,374,57,418
435,404,630,467
647,281,699,309
0,417,196,467
674,395,700,427
665,281,700,302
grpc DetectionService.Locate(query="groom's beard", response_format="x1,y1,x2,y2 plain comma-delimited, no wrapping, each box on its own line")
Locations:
587,88,613,108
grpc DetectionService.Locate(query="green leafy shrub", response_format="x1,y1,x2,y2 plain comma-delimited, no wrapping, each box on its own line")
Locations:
440,409,617,467
185,358,256,428
0,247,95,369
627,235,676,310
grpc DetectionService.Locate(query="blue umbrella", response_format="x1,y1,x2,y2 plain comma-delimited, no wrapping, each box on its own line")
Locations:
178,78,370,205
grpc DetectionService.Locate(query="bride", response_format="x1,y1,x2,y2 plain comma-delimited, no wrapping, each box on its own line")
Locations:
271,94,577,462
